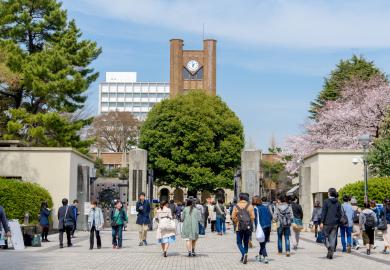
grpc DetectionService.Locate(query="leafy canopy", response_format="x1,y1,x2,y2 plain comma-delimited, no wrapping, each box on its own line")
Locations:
140,91,244,191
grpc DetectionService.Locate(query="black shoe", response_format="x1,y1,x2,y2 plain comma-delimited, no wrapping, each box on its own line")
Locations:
59,244,64,249
367,249,370,255
68,243,73,247
192,251,196,257
164,251,167,257
89,247,93,250
188,252,192,257
240,256,244,262
243,254,248,264
97,246,101,249
46,239,50,242
143,240,148,246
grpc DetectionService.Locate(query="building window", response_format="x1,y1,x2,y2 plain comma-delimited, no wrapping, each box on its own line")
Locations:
183,67,203,80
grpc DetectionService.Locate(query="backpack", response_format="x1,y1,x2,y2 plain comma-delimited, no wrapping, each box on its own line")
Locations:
340,206,349,226
237,203,253,232
353,210,360,224
364,213,376,229
279,207,292,228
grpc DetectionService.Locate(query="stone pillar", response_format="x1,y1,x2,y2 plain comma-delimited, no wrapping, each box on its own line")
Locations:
170,39,183,97
203,39,217,96
128,148,148,230
76,165,90,231
241,149,261,199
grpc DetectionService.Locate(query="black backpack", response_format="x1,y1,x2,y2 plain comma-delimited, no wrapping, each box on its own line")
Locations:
237,203,253,232
364,213,376,229
279,207,292,228
340,206,349,226
353,210,360,224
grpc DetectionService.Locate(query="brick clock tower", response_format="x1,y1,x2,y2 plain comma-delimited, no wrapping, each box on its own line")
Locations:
170,39,216,97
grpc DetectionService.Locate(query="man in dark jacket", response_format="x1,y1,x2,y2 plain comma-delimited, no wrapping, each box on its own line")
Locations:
0,206,11,239
57,198,76,248
136,192,151,246
320,188,342,259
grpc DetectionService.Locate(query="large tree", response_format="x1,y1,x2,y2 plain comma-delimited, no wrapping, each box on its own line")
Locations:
88,111,139,152
309,55,386,118
140,91,244,192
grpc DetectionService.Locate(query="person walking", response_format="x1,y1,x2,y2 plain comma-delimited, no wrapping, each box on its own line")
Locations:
360,202,377,255
215,198,226,235
381,198,390,254
195,199,205,236
232,193,255,264
39,202,51,242
111,200,128,249
273,194,293,257
156,201,176,257
182,198,200,257
351,197,362,249
208,201,217,232
311,201,322,238
168,200,177,219
70,199,79,238
340,195,354,253
320,188,342,259
57,198,76,248
136,192,151,246
0,206,11,245
88,200,104,250
253,196,272,264
290,196,303,251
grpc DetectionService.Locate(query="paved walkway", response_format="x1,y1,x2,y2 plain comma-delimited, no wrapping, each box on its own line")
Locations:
1,228,389,270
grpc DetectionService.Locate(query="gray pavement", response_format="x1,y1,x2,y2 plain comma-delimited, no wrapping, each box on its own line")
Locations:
1,228,389,270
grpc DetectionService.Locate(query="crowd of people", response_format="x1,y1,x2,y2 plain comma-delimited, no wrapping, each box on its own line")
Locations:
0,188,389,265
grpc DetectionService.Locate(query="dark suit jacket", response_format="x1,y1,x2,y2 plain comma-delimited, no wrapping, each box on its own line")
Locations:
0,206,10,233
136,200,151,225
57,205,76,230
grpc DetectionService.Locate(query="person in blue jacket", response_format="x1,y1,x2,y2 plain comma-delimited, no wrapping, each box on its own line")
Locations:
136,192,151,246
71,199,79,238
39,201,51,242
253,196,273,264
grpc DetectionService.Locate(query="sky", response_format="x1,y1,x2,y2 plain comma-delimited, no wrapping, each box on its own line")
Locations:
62,0,390,151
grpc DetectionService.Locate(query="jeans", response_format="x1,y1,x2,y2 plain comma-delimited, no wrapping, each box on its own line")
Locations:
59,226,72,246
216,216,226,234
90,226,101,249
277,226,290,253
323,225,338,252
236,230,251,256
259,227,271,257
112,225,123,247
340,226,353,251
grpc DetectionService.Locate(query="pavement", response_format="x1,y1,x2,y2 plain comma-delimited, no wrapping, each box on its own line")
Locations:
0,227,389,270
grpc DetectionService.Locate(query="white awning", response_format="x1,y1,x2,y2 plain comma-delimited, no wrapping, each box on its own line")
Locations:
286,185,299,195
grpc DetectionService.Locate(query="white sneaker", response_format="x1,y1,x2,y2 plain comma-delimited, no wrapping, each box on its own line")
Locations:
355,244,360,250
263,257,269,264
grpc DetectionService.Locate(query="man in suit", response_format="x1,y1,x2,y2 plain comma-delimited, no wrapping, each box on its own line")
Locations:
136,192,151,246
58,198,76,248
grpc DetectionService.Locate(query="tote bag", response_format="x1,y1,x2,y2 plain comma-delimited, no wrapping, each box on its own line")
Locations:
159,217,176,231
255,208,265,243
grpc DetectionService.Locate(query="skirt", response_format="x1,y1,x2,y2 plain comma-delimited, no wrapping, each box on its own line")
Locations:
158,235,176,244
383,224,390,247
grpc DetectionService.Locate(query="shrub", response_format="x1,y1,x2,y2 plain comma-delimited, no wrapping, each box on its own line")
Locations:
0,178,53,224
338,177,390,206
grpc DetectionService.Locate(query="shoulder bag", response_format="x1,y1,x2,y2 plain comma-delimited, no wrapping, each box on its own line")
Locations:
255,208,265,243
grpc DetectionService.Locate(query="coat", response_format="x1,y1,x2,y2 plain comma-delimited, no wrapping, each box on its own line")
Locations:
136,200,151,225
321,197,342,226
254,204,272,229
181,206,199,240
39,208,51,226
0,206,10,233
57,205,76,230
156,206,175,240
88,207,104,231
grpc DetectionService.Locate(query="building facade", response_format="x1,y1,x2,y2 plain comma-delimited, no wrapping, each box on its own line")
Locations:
170,39,217,97
98,72,170,121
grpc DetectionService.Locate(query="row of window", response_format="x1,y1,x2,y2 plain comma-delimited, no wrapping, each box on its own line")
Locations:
101,102,156,108
101,84,169,93
101,93,168,99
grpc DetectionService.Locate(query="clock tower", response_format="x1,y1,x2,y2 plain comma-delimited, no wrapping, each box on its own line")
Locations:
170,39,216,97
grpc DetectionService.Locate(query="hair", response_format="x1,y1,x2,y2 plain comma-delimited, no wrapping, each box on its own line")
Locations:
73,199,79,204
261,197,267,203
233,198,238,204
212,201,216,205
62,198,68,206
278,194,287,203
252,196,261,206
41,201,48,209
328,188,337,198
160,200,168,210
91,200,98,206
343,195,350,202
139,192,146,197
239,193,249,202
314,201,321,207
364,202,370,209
370,200,376,208
186,198,195,214
169,199,174,204
217,198,224,204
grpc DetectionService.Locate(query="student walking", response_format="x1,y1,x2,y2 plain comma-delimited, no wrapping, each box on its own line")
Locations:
136,192,151,246
57,198,76,248
232,193,255,264
311,201,322,238
290,196,303,251
351,197,362,249
381,198,390,254
253,196,272,264
360,202,378,255
215,198,226,235
156,201,176,257
111,200,128,249
70,199,79,238
182,198,200,257
273,194,293,257
39,202,51,242
88,200,104,250
320,188,342,259
340,195,354,253
195,199,205,236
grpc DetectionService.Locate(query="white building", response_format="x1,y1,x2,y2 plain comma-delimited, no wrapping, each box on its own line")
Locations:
98,72,170,120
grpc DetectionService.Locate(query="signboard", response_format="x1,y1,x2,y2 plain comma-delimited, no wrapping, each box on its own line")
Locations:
130,206,137,215
84,202,91,215
9,220,25,250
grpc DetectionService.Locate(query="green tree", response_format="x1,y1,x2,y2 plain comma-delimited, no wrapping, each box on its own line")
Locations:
310,55,386,118
140,91,244,191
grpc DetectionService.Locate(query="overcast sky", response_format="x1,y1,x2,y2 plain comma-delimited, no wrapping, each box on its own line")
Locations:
63,0,390,151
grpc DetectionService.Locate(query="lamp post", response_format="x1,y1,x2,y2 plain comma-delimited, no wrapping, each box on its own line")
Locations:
358,134,371,204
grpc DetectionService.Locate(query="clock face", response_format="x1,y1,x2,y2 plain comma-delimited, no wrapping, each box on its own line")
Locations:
186,60,200,72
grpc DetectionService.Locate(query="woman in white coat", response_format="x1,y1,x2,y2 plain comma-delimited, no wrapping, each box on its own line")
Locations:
156,200,176,257
88,200,104,250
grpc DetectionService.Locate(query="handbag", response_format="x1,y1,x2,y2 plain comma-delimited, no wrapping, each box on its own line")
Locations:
159,217,176,231
316,231,325,243
292,218,303,232
255,208,265,243
64,206,74,228
111,210,121,227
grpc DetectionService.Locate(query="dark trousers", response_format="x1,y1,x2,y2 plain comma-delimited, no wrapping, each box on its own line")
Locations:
236,230,251,256
41,225,49,240
90,226,101,249
277,226,291,253
59,226,72,246
112,225,123,247
259,227,271,257
323,225,338,252
210,220,216,232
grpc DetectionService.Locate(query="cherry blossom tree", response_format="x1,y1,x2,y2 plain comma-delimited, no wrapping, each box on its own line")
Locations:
285,76,390,174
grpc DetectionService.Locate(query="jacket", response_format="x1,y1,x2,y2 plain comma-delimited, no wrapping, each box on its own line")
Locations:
321,197,341,226
110,208,128,226
273,203,293,227
136,200,151,225
291,202,303,220
232,200,255,231
57,205,76,230
311,207,322,222
156,206,175,240
181,206,200,240
341,202,354,227
359,208,378,231
39,208,51,226
254,204,272,229
88,207,104,231
0,206,10,233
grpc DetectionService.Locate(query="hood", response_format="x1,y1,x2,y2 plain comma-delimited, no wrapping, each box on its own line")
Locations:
277,203,289,211
329,197,339,204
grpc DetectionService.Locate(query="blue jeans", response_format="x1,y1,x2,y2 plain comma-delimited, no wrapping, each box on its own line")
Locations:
112,225,123,247
236,230,251,256
277,226,291,253
340,226,353,251
216,216,226,234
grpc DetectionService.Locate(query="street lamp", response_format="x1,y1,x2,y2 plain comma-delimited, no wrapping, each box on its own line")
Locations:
358,134,371,204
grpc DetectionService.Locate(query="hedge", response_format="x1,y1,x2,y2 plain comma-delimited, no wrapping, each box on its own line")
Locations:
0,178,53,224
338,177,390,206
